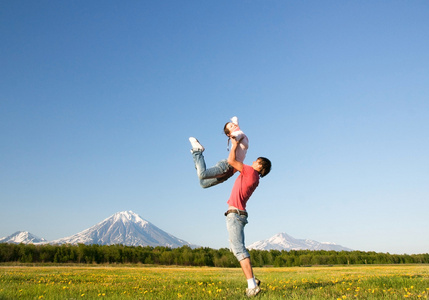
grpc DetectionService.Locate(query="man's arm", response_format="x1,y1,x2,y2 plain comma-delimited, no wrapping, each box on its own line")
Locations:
227,138,243,172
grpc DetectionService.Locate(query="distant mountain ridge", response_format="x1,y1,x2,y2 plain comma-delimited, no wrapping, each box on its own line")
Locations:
50,211,196,248
1,213,352,251
0,211,196,248
248,232,352,251
0,231,47,244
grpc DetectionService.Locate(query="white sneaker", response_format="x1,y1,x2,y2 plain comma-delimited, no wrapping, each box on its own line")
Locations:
189,137,204,152
246,285,261,297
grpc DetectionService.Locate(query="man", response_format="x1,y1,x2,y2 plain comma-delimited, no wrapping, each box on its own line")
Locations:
190,136,271,297
225,137,271,297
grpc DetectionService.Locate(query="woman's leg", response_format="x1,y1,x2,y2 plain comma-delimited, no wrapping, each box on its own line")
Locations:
191,152,234,188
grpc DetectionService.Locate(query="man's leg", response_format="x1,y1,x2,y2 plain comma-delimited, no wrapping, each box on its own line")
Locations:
226,214,260,296
240,257,254,279
226,214,249,262
240,257,261,297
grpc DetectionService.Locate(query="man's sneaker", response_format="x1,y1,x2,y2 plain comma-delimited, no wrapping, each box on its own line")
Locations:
246,285,261,297
255,278,261,286
189,137,204,152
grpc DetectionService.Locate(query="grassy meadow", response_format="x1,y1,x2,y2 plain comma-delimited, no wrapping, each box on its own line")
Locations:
1,264,428,299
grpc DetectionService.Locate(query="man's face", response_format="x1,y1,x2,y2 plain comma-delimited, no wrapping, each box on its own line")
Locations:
252,159,262,172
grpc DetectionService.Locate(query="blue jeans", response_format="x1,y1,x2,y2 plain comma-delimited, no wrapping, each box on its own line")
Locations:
226,212,250,261
191,150,234,188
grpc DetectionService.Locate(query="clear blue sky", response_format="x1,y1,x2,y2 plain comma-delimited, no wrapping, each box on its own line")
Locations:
1,1,428,254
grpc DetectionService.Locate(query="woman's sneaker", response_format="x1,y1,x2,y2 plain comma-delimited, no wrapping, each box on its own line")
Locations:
189,137,205,152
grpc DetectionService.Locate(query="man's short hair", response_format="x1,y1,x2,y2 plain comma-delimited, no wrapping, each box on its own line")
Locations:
258,157,271,178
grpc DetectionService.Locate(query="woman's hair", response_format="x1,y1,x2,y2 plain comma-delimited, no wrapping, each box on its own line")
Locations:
257,157,272,178
223,122,231,136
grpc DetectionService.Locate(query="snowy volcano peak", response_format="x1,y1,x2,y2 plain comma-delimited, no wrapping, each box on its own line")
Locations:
0,231,47,244
248,232,352,251
111,210,148,227
50,211,194,248
272,232,294,242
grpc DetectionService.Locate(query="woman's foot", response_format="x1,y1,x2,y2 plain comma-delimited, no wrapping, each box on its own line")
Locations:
189,137,205,152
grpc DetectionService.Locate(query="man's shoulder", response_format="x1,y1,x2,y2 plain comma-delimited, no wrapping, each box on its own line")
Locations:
242,164,258,176
242,164,252,170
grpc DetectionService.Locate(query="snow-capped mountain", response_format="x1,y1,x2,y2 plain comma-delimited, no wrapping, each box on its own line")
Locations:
248,233,352,251
50,211,195,248
0,231,47,244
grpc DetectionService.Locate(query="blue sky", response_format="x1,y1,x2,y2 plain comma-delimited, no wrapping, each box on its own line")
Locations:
1,1,428,254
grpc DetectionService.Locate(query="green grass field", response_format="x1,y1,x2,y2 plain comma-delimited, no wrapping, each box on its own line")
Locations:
1,264,428,299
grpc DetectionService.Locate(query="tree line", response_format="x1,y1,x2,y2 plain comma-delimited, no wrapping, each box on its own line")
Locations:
0,243,428,267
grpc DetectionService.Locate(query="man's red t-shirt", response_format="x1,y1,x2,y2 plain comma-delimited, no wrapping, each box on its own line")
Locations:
227,164,260,211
